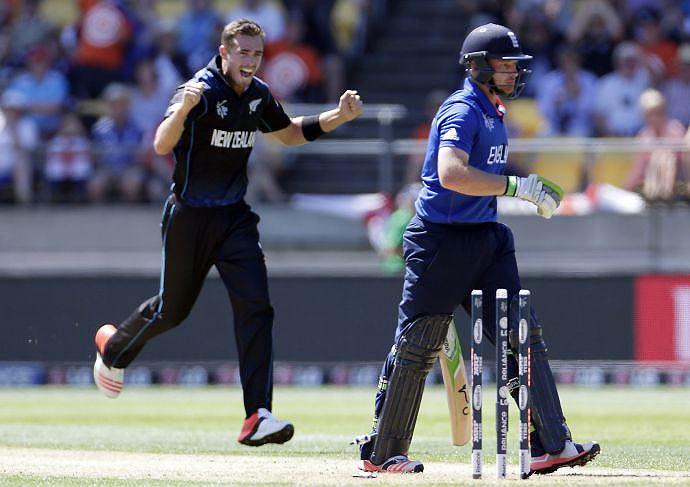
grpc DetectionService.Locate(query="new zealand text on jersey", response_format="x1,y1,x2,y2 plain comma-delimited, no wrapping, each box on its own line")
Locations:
210,129,256,149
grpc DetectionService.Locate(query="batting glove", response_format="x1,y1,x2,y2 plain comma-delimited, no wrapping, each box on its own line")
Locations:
504,174,564,219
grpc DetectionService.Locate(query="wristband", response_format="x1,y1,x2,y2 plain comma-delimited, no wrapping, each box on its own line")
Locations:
504,175,518,196
302,115,326,141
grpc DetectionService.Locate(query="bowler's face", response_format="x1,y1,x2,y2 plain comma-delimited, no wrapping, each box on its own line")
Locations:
221,35,264,92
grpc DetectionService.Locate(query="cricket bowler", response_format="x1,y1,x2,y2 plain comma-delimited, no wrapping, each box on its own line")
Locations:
354,23,600,474
91,18,363,447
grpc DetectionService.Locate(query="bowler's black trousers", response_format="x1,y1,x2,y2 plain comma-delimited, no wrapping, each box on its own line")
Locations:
102,194,274,417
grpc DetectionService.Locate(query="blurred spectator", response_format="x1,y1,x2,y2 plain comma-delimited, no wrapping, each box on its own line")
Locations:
633,6,678,79
0,2,13,29
152,19,189,91
0,91,36,204
378,183,420,273
8,0,55,65
518,13,560,97
624,89,687,202
537,0,573,35
261,12,324,102
44,113,93,203
331,0,362,58
7,46,69,137
176,0,222,72
331,0,389,61
567,0,622,77
245,133,288,203
457,0,509,29
139,129,171,204
537,45,597,136
405,89,446,184
227,0,286,42
129,58,170,138
0,31,16,92
594,42,650,136
126,0,162,60
70,0,134,98
88,83,145,203
283,0,344,101
662,44,690,127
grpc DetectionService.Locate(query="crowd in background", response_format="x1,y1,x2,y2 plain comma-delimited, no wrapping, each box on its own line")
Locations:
1,0,690,206
0,0,384,204
401,0,690,203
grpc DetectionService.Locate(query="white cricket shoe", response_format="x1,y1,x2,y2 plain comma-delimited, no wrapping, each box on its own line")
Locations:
531,440,600,475
238,408,294,446
93,324,124,398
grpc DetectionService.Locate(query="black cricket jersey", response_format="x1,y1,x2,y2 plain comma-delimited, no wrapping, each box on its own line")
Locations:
165,56,291,207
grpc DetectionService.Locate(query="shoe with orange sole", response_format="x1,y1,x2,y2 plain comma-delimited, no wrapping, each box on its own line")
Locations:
93,324,124,398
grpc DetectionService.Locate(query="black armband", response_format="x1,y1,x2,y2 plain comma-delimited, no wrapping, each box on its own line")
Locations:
302,114,326,141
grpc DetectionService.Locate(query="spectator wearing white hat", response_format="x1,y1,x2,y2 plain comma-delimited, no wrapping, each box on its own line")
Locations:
624,89,687,202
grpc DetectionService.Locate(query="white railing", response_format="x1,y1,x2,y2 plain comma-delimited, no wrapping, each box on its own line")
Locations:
284,136,690,193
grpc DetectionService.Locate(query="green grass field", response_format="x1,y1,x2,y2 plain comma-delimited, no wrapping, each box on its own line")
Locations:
1,385,689,486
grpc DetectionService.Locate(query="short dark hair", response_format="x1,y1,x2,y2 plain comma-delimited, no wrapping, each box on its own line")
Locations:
221,19,265,47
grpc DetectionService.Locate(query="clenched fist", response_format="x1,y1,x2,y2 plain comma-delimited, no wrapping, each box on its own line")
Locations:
181,81,209,112
338,90,363,121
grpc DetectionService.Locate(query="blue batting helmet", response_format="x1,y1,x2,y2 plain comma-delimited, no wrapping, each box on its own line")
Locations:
460,23,532,98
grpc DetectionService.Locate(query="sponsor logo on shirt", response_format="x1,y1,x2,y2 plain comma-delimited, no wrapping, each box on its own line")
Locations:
216,100,229,119
248,98,262,114
441,127,459,141
210,129,256,149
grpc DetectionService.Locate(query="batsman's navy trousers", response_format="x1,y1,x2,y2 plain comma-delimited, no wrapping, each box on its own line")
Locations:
102,194,274,417
373,214,570,454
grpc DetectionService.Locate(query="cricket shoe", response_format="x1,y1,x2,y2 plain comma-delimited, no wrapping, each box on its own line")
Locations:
238,408,294,446
531,440,600,475
361,455,424,474
93,324,124,399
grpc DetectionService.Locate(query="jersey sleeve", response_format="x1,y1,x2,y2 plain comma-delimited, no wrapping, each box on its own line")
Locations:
437,101,479,154
257,90,291,133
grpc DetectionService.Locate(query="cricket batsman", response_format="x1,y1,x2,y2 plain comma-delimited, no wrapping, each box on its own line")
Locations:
91,19,363,447
354,23,600,474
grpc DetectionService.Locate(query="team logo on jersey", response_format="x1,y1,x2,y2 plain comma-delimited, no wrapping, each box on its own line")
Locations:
483,113,495,131
440,127,459,141
216,99,229,119
248,98,262,114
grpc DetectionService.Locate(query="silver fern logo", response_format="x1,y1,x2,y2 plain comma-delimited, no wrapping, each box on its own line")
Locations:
216,99,228,119
249,98,262,114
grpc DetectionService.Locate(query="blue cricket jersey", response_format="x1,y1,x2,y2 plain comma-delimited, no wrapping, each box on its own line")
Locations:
415,78,509,223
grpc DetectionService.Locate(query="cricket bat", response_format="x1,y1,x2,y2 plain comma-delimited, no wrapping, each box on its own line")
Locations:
439,319,471,446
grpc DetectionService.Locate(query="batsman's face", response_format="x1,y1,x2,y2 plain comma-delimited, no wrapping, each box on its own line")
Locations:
489,59,518,96
220,35,264,92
